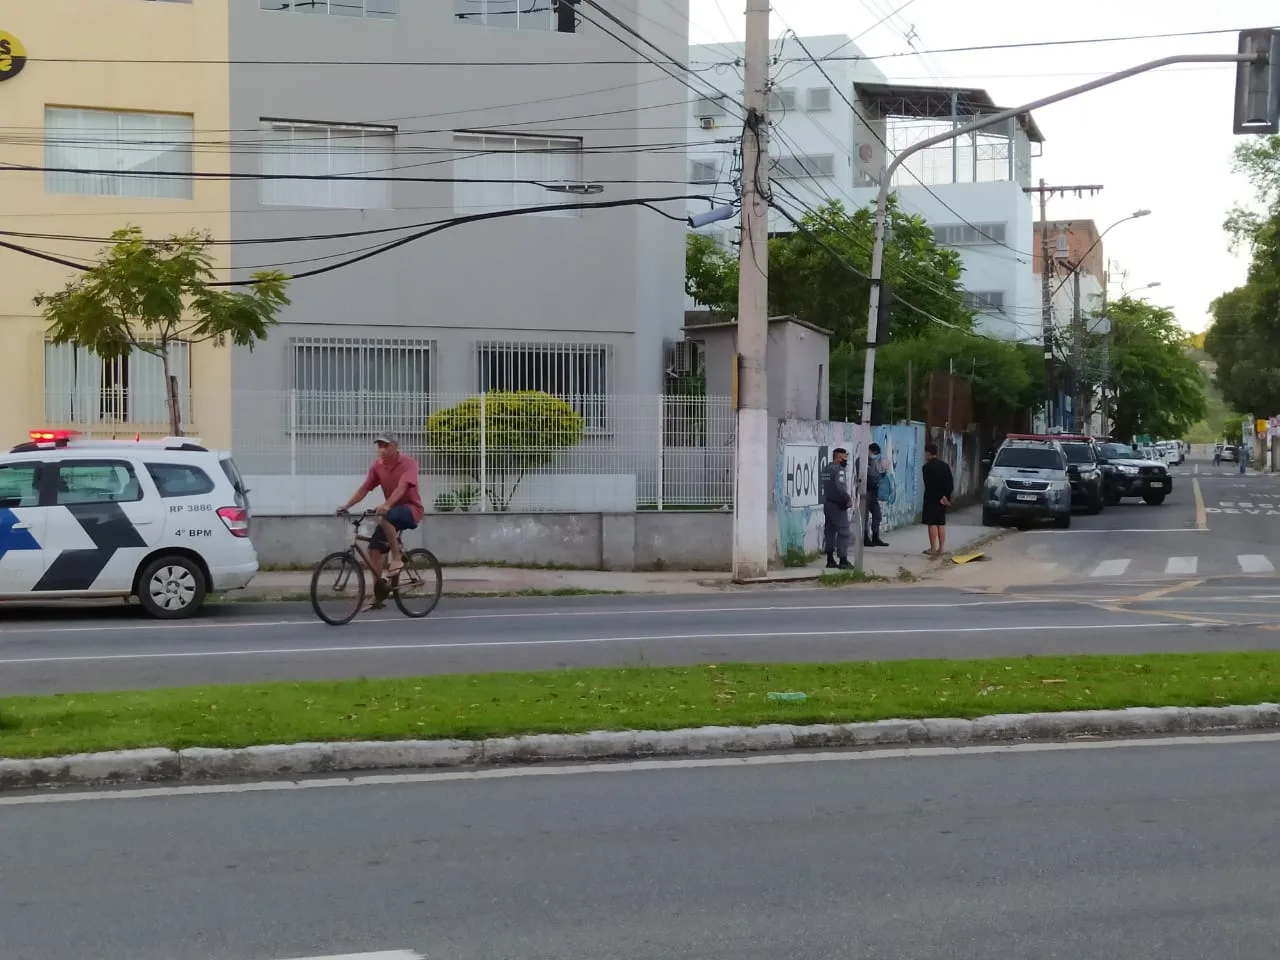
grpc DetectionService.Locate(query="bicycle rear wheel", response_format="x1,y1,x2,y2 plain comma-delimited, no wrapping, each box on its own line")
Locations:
310,551,366,626
393,548,443,618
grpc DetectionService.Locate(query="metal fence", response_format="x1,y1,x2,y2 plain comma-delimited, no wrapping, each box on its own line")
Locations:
229,390,736,514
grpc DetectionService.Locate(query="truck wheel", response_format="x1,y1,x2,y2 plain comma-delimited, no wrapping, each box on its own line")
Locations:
1143,493,1166,506
1053,512,1071,529
982,505,998,527
1086,493,1104,515
137,554,207,619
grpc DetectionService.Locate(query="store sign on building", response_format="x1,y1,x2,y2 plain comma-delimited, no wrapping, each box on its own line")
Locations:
0,31,27,82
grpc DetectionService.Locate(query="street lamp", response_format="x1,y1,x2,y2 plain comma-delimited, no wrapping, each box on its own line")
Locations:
1120,280,1161,297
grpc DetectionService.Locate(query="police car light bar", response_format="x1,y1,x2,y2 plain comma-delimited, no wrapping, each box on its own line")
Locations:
29,428,79,443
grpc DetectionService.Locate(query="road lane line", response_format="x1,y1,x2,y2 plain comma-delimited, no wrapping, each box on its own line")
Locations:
0,620,1213,666
283,954,422,960
1090,559,1132,578
1164,557,1198,576
7,732,1280,808
1034,528,1208,534
0,598,1075,638
1238,555,1275,574
1194,477,1207,529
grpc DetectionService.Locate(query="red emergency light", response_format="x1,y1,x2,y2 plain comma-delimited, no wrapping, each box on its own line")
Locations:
28,428,79,443
1005,433,1092,442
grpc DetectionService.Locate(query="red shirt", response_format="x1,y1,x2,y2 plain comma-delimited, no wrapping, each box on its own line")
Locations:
364,454,424,523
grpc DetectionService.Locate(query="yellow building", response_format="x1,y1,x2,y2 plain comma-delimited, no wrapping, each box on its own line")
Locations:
0,1,232,448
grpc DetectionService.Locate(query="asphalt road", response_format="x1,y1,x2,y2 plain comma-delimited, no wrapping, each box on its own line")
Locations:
3,583,1280,694
5,735,1280,959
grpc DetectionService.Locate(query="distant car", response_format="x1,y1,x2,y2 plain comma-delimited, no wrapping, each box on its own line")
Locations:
1094,439,1171,505
1216,442,1238,463
982,435,1073,528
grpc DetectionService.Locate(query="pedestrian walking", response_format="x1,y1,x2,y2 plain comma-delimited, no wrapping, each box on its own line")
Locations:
864,442,889,548
822,447,853,569
1240,442,1249,475
921,443,954,557
1213,443,1222,467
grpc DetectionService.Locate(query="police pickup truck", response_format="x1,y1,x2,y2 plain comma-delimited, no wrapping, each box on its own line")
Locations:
1093,438,1171,506
981,435,1073,528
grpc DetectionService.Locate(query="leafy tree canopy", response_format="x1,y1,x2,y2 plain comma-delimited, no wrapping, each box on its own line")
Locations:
1205,135,1280,415
35,226,290,436
1107,297,1207,440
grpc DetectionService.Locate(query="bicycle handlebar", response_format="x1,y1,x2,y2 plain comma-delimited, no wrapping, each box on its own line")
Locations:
337,508,382,523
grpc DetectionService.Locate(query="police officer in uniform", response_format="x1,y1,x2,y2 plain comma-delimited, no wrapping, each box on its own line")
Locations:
823,447,854,569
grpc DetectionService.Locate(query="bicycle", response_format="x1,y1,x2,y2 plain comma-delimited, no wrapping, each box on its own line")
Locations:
309,509,443,626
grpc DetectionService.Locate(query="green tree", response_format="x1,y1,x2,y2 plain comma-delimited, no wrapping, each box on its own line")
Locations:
426,391,585,511
684,199,974,345
1205,134,1280,413
1105,297,1207,440
34,226,290,436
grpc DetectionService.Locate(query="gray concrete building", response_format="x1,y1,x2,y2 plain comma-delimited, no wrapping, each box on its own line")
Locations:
227,0,690,477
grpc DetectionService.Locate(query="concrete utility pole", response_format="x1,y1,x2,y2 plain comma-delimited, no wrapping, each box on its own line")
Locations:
851,45,1269,575
1022,181,1104,431
731,0,771,581
1072,268,1084,432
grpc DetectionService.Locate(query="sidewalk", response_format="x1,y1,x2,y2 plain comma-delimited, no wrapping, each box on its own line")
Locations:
756,504,997,585
233,506,1000,599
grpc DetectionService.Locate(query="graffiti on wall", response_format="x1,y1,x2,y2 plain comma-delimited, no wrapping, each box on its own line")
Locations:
870,423,924,531
774,420,866,560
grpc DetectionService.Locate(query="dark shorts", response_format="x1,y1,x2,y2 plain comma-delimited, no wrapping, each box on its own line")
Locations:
922,501,947,526
368,505,419,551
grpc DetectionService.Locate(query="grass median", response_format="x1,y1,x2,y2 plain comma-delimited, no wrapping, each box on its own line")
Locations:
4,652,1280,759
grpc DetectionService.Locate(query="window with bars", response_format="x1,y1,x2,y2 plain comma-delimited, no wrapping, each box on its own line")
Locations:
806,88,832,112
260,120,395,209
259,0,398,19
768,88,798,112
689,159,720,184
454,0,576,32
476,341,611,429
772,154,835,179
44,107,194,200
693,96,726,118
290,337,433,433
44,341,192,426
452,132,583,217
932,222,1008,246
962,290,1006,313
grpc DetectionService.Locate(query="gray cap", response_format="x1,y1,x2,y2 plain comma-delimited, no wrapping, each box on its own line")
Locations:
373,431,400,445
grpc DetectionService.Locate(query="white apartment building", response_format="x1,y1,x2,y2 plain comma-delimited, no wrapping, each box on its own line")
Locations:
686,34,1044,343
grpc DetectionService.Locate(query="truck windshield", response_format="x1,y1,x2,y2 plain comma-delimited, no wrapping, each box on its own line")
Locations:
1097,443,1134,459
1059,442,1094,464
994,447,1064,470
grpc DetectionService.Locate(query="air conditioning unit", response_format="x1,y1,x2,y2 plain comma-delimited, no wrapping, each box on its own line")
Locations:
664,339,699,376
698,116,716,130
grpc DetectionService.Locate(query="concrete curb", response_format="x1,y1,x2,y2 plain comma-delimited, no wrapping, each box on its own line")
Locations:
4,703,1280,790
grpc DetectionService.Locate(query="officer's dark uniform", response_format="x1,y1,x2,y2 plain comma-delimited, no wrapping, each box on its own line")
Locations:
822,455,852,568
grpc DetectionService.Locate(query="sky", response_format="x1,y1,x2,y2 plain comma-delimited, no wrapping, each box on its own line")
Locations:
687,0,1278,333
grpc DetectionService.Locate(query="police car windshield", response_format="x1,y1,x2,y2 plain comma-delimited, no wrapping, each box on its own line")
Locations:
1060,442,1094,463
994,446,1064,470
1097,442,1134,459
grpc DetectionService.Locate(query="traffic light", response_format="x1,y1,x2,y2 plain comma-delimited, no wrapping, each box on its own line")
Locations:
1234,29,1280,135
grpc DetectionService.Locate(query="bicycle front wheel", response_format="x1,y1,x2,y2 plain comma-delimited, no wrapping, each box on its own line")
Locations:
393,548,443,618
310,551,366,626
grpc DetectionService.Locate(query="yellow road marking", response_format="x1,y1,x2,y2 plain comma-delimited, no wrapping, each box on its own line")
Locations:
1133,578,1205,603
1193,477,1207,530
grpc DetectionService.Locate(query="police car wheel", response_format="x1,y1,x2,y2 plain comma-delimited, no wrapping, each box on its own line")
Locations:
137,555,207,619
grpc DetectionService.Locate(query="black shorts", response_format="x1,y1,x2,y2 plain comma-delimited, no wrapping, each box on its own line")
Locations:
368,505,419,551
922,501,947,526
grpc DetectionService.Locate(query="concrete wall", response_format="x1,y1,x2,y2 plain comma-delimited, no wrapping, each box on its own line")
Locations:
772,418,868,561
870,422,926,530
252,509,732,571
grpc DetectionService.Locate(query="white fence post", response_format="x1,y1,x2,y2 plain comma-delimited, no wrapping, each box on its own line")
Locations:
656,394,665,511
288,389,297,477
478,391,487,513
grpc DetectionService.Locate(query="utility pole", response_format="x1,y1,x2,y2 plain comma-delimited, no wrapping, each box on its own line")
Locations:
1022,182,1103,431
1072,268,1084,432
731,0,770,581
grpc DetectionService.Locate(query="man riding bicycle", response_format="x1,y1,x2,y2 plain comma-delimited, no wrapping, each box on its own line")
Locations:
337,431,424,584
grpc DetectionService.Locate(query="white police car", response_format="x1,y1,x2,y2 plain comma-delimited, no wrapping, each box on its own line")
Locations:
0,429,258,618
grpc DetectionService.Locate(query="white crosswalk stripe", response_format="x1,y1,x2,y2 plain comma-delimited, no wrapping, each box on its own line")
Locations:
1165,556,1198,575
278,953,423,960
1238,555,1275,574
1090,558,1132,578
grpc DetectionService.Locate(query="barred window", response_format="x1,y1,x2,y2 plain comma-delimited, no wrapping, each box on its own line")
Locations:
476,341,610,429
290,336,432,433
772,154,835,179
44,341,191,427
962,290,1006,313
932,222,1008,246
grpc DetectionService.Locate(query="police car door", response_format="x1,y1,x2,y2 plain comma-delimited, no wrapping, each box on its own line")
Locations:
0,461,50,595
36,458,161,593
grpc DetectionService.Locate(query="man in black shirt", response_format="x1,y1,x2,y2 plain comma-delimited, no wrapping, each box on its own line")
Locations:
921,442,954,557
